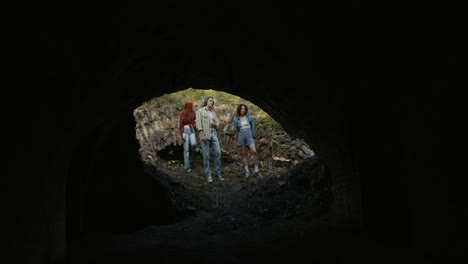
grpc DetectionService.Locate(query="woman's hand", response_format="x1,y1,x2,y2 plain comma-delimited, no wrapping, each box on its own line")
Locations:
199,131,207,142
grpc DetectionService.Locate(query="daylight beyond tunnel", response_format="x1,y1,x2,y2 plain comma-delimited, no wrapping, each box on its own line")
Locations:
133,88,316,175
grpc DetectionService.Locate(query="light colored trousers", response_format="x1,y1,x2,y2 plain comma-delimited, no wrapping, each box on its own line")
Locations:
183,126,197,172
200,128,221,177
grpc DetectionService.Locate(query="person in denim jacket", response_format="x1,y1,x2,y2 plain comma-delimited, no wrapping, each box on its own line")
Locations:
234,104,262,178
179,99,197,173
196,96,224,183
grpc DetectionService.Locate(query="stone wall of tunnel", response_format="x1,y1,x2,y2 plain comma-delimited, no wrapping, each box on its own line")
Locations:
9,50,405,264
63,57,365,259
8,2,453,264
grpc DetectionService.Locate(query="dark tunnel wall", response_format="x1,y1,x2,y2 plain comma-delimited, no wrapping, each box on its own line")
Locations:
67,111,175,247
9,1,456,263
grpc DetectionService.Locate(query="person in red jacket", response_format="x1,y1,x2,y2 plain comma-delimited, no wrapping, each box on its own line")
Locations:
179,99,197,173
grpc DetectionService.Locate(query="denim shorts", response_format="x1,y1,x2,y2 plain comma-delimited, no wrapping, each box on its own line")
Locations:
237,128,254,147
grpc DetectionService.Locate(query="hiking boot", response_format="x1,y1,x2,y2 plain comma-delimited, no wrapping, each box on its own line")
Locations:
207,175,213,183
253,171,263,178
245,171,250,178
216,175,224,181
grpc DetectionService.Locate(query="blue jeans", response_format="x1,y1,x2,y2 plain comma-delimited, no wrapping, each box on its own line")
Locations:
183,126,197,172
200,129,221,177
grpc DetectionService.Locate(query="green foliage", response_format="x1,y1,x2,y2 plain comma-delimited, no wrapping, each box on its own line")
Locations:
168,160,183,167
147,87,281,133
256,115,283,131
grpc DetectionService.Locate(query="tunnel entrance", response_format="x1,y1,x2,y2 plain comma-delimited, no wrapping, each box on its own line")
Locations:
66,87,337,262
133,87,316,180
127,88,333,230
68,86,335,259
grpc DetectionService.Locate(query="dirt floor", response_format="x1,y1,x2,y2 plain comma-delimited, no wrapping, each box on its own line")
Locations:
67,152,398,264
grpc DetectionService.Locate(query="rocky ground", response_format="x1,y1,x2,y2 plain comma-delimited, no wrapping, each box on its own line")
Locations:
67,153,397,264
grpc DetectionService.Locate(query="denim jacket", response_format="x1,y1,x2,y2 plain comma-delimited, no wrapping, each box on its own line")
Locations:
234,114,256,137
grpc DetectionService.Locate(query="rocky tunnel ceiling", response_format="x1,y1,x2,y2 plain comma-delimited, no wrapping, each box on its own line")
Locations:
59,4,404,250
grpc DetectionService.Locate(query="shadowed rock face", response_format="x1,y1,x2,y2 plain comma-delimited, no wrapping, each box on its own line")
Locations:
9,1,453,264
133,95,315,168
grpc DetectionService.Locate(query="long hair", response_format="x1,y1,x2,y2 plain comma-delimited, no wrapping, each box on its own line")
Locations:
203,96,214,107
180,99,195,123
236,104,248,116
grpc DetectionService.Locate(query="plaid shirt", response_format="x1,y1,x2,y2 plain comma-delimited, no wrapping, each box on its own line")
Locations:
196,106,220,139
